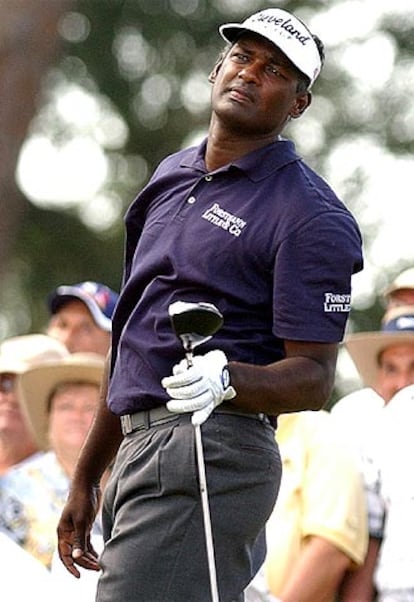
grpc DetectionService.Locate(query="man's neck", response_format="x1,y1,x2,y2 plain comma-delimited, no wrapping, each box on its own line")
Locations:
205,118,279,171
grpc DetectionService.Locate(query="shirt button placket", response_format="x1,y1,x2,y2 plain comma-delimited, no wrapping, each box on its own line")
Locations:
186,174,213,205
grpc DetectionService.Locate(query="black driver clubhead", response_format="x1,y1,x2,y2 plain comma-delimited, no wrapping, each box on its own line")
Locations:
168,301,223,359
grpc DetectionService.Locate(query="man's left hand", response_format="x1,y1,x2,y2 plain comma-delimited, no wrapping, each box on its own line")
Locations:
161,349,236,425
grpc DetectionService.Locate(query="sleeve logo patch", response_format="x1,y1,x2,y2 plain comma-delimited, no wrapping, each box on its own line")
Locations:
324,293,351,313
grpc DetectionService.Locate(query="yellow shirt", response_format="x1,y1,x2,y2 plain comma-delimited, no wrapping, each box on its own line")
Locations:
264,410,368,597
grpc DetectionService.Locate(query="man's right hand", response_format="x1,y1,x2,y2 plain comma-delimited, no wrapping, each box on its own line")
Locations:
57,484,102,578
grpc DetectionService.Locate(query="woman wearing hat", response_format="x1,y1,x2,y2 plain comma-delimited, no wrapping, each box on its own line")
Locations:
0,352,104,569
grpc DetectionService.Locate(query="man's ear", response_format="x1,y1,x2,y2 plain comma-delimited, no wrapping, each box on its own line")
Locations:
208,58,223,83
290,91,312,119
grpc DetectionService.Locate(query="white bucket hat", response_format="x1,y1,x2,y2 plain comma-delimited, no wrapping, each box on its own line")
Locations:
219,8,322,86
0,334,69,375
17,352,105,450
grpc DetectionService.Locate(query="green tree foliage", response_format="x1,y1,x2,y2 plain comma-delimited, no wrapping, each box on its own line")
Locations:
5,1,414,373
15,203,123,330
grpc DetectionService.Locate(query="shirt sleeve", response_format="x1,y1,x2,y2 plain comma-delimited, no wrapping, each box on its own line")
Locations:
299,412,368,565
273,210,363,343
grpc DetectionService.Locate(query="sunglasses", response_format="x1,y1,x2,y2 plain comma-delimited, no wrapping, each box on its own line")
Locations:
0,374,16,393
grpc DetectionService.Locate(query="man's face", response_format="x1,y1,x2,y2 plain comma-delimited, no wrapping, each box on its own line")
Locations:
376,343,414,402
210,33,310,136
0,372,37,444
47,299,110,356
387,289,414,308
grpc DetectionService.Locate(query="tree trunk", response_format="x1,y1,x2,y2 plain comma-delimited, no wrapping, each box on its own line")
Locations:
0,0,74,278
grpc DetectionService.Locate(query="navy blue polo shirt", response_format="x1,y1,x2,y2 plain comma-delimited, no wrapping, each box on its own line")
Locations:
108,138,363,415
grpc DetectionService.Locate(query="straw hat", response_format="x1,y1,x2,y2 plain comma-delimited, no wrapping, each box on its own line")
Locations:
0,334,69,375
17,352,105,450
344,305,414,387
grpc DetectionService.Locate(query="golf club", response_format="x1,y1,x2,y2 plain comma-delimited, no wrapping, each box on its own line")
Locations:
168,300,223,602
168,300,223,366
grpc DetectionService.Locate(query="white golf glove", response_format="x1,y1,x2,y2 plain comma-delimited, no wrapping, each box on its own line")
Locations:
161,350,236,426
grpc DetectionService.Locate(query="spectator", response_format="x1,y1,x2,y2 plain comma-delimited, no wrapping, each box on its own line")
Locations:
358,383,414,602
333,305,414,600
46,281,118,355
0,352,105,569
0,334,68,474
332,305,414,457
334,267,414,437
245,410,368,602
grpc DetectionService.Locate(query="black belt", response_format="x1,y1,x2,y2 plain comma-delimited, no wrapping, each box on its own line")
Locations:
120,403,269,436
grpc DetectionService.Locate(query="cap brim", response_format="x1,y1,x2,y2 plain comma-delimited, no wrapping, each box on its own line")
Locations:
345,332,414,387
383,283,414,298
219,24,249,44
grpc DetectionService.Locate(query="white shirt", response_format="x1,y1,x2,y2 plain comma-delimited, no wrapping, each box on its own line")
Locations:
331,387,384,464
50,532,104,602
362,384,414,592
0,530,54,601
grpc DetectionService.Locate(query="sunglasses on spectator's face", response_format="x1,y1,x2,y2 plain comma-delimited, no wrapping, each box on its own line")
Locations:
0,374,16,394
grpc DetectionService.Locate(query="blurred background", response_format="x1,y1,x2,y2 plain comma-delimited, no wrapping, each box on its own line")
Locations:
0,0,413,399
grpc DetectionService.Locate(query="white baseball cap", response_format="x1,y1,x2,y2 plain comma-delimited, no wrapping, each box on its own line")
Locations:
219,8,322,87
383,267,414,299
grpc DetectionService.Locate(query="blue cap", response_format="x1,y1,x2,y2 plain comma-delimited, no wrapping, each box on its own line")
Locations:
382,311,414,333
48,281,118,332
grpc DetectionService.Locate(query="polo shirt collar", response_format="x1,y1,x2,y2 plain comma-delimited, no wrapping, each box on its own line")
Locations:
180,137,299,182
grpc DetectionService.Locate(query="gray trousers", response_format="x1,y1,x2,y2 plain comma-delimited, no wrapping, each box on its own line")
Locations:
97,411,281,602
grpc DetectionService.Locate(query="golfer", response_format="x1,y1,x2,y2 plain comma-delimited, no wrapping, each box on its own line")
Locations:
57,8,363,602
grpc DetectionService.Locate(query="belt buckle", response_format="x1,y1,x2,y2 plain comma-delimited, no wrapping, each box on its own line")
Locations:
121,414,133,435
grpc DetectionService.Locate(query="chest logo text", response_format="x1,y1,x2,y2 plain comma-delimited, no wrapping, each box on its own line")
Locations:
202,203,246,238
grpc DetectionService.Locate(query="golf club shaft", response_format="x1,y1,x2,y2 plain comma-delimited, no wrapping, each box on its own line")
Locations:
184,350,220,602
194,422,220,602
